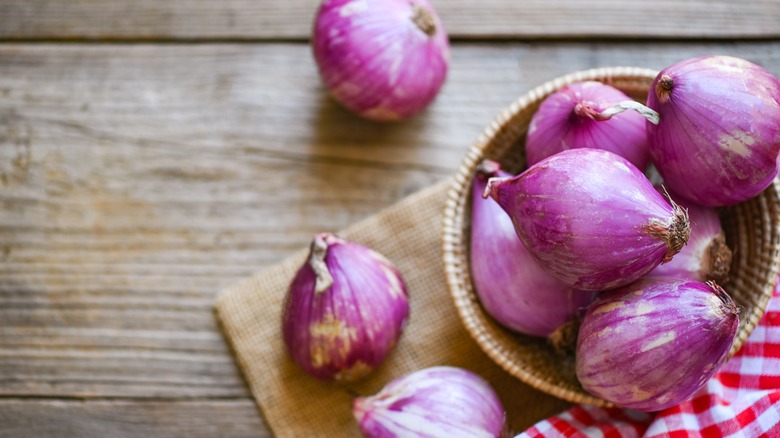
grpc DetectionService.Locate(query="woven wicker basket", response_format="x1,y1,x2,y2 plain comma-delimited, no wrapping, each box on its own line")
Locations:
442,66,780,407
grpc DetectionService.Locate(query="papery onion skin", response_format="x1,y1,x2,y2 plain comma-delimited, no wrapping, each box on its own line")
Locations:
485,148,690,292
471,161,594,338
647,195,732,283
282,233,410,382
526,81,650,170
353,366,506,437
312,0,450,121
576,278,738,411
646,55,780,206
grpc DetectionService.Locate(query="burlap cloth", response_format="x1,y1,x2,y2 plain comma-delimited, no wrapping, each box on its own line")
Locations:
214,179,571,437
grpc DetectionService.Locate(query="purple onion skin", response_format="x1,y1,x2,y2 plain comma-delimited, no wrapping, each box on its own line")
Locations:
312,0,449,121
647,198,732,283
486,148,690,292
282,233,410,382
647,55,780,206
576,278,738,411
353,366,506,437
526,81,650,170
471,161,594,337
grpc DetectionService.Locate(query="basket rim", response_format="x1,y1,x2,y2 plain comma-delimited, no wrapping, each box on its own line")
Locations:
441,66,780,407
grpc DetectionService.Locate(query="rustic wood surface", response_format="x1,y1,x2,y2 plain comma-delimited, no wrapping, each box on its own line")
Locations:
2,0,780,40
1,1,780,435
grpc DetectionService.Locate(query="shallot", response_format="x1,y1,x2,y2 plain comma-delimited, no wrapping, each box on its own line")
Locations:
282,233,409,381
312,0,450,121
353,366,506,437
485,148,690,291
470,160,593,338
576,278,738,411
526,81,650,170
646,55,780,206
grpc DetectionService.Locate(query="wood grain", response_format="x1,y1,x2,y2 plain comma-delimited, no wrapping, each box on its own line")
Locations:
1,42,780,435
1,0,779,40
0,399,269,438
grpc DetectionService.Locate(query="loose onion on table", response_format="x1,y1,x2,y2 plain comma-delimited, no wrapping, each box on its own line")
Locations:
353,366,507,437
576,278,739,411
646,55,780,206
282,233,410,382
312,0,450,121
526,81,651,170
485,148,690,291
647,195,732,283
470,160,594,340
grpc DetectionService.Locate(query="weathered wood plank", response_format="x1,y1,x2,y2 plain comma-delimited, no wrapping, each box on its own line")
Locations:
1,0,779,40
0,399,269,438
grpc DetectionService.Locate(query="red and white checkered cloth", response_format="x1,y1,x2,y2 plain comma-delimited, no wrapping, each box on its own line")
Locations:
518,278,780,438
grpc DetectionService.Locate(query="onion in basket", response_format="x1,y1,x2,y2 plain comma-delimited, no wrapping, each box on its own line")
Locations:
576,278,738,411
484,148,690,291
646,55,780,206
526,81,650,170
470,160,594,339
282,233,409,382
353,366,506,437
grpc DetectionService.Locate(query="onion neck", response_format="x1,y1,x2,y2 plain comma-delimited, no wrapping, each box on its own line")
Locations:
573,102,610,121
411,4,436,36
482,176,513,209
475,160,501,179
644,192,690,263
549,317,580,355
596,100,660,125
664,202,691,262
656,75,674,103
705,233,733,283
706,281,739,317
310,233,335,294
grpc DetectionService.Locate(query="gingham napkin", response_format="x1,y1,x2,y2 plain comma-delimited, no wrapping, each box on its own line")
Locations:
519,278,780,437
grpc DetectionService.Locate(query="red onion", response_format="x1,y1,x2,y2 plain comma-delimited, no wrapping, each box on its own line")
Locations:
526,81,651,170
312,0,449,121
353,366,506,437
576,278,739,411
471,160,594,338
647,195,732,283
646,55,780,206
282,233,410,381
485,148,690,291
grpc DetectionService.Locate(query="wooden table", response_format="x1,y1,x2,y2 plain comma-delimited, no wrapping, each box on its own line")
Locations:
1,1,779,436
